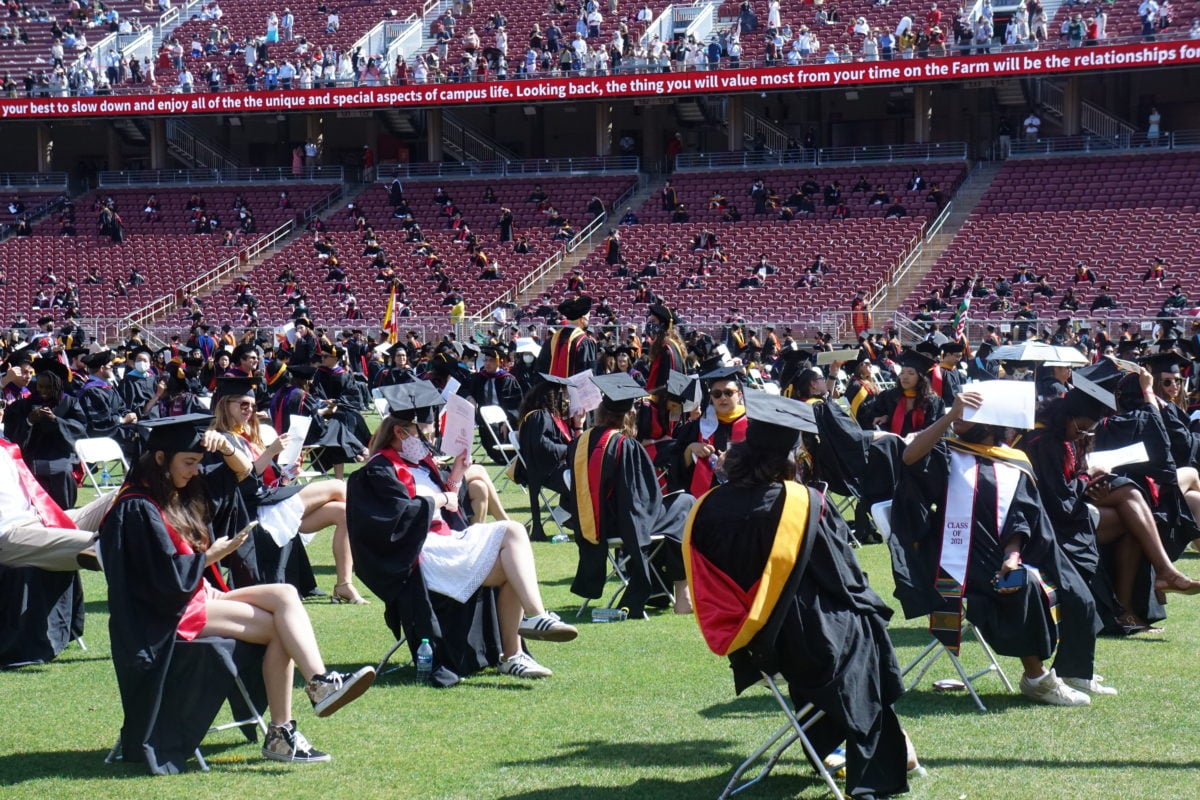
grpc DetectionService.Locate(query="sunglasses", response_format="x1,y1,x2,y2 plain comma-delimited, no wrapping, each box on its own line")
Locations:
1160,378,1180,386
227,399,255,410
709,389,739,399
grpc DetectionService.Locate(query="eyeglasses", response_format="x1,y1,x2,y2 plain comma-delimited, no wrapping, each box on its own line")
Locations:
1160,378,1180,386
228,399,255,410
709,389,739,399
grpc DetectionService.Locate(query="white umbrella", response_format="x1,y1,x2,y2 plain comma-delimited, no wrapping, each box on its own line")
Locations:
986,342,1089,367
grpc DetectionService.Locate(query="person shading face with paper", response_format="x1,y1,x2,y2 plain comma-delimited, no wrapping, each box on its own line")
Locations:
890,390,1108,706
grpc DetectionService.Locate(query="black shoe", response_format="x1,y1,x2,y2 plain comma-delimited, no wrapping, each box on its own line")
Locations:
303,587,329,600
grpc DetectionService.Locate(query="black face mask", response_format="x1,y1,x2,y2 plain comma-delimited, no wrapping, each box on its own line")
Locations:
957,423,996,445
644,322,663,338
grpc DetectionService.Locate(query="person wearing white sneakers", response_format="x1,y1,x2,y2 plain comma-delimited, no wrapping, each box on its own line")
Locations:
892,391,1110,709
100,416,376,771
349,384,577,683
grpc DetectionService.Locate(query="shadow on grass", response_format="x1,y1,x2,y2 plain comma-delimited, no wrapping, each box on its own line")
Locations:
495,775,815,800
0,740,292,785
499,738,747,770
696,694,779,720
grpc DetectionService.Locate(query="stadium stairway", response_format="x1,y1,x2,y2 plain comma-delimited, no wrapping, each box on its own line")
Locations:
875,161,1002,314
505,174,657,312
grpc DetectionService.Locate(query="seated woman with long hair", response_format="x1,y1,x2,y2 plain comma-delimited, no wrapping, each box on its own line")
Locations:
348,383,577,680
872,348,945,436
515,375,578,541
210,376,367,604
1023,382,1200,632
99,415,375,767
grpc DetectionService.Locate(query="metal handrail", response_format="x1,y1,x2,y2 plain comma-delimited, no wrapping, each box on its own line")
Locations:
472,247,565,321
97,166,345,186
0,172,69,189
818,142,969,164
378,156,639,180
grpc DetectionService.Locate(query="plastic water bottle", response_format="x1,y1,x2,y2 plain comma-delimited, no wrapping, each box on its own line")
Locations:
415,638,433,683
550,533,571,544
590,608,628,623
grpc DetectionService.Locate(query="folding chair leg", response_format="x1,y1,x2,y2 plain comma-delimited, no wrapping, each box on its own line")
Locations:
208,673,270,735
719,720,799,798
73,636,88,652
900,624,1014,712
763,676,846,800
104,738,121,765
194,748,210,772
376,635,409,676
971,627,1015,692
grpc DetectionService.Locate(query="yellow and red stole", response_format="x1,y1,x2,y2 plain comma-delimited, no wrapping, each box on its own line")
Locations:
683,482,811,656
689,407,746,496
572,427,622,545
548,327,586,378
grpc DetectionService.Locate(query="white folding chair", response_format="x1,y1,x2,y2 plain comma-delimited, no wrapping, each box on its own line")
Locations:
372,395,389,419
75,437,128,494
872,502,1014,710
508,429,569,537
477,405,517,490
196,395,212,410
719,672,846,800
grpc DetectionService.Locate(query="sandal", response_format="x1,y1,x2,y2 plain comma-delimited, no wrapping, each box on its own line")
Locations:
332,582,370,605
1155,573,1200,596
1115,612,1161,635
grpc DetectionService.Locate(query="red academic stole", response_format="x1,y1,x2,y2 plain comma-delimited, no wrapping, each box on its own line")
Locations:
572,428,621,545
549,327,585,378
376,448,453,535
890,392,926,435
118,489,230,592
930,365,944,397
683,482,812,656
2,439,76,530
689,414,747,497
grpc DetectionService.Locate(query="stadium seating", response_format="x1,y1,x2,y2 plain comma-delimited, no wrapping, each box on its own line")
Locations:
157,173,639,327
0,184,338,327
523,162,966,324
899,152,1200,321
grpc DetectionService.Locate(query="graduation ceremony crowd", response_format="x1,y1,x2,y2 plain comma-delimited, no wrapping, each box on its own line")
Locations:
3,289,1200,798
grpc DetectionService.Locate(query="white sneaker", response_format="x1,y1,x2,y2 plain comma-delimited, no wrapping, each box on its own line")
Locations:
518,611,579,643
1063,676,1118,696
498,651,553,679
1019,669,1091,707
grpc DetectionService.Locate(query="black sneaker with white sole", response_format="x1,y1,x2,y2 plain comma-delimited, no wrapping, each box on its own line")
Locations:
306,666,376,718
262,721,331,763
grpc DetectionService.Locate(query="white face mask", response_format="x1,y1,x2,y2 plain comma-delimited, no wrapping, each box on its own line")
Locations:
133,359,151,374
398,432,429,463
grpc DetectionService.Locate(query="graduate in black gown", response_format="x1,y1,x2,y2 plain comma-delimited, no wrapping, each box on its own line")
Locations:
515,374,576,541
77,350,144,462
534,296,598,378
1018,385,1200,635
890,389,1108,706
3,359,87,509
118,346,162,420
871,349,945,436
373,344,417,388
1145,348,1200,469
464,345,524,463
270,364,367,479
684,390,910,800
562,373,695,618
672,365,747,498
99,415,376,772
347,382,577,685
931,341,965,406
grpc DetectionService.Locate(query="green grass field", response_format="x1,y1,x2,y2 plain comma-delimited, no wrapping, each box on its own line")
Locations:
3,460,1199,800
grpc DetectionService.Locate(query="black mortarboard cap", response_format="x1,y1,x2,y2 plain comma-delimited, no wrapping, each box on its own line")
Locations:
557,295,592,320
538,373,572,386
140,413,213,454
663,370,697,403
214,375,261,401
699,364,744,383
480,345,506,359
914,341,940,359
4,346,34,368
80,350,114,370
128,345,153,361
66,347,88,360
939,341,965,355
897,348,936,373
647,302,676,326
743,388,818,453
379,381,445,422
1061,386,1113,420
1141,351,1190,374
287,364,317,381
1073,358,1122,392
590,372,648,413
33,358,68,382
294,316,314,328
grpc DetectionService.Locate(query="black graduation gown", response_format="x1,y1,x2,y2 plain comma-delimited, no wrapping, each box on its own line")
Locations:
672,413,745,497
311,369,373,446
1159,401,1200,469
200,447,316,594
562,428,694,615
345,453,501,686
1018,428,1164,633
871,388,945,436
889,441,1100,679
4,394,87,509
1093,405,1198,559
844,378,881,428
99,493,265,774
533,327,597,378
78,378,143,461
0,564,84,668
270,386,365,468
118,373,158,419
687,483,908,800
932,364,962,406
516,410,571,541
374,366,416,388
